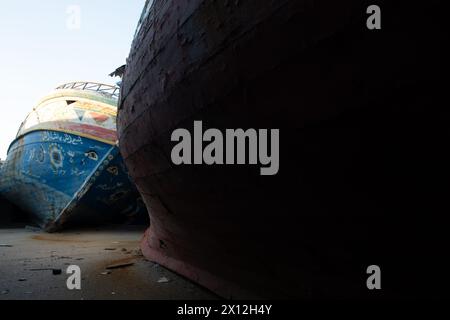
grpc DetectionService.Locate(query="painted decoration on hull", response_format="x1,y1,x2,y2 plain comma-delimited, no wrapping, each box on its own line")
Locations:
0,82,147,231
1,130,143,230
16,90,118,148
1,131,111,225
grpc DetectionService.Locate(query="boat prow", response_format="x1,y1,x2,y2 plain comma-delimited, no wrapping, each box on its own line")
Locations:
0,82,147,231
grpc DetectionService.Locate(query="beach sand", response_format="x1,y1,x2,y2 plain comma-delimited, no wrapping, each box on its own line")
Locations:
0,226,216,300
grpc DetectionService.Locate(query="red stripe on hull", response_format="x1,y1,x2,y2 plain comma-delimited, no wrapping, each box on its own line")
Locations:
63,123,117,142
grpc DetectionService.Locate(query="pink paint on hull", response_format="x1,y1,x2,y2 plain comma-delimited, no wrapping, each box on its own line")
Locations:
140,227,257,299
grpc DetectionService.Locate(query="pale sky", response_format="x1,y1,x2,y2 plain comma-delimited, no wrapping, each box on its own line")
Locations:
0,0,146,159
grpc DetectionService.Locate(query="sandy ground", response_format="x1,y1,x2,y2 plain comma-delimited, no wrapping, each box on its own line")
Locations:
0,226,216,300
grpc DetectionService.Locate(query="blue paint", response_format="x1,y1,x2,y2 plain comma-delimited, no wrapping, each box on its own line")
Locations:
0,130,146,231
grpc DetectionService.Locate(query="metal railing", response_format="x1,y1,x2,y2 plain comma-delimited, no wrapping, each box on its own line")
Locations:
56,82,120,99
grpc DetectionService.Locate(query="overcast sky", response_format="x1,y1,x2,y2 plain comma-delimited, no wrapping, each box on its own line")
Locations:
0,0,145,159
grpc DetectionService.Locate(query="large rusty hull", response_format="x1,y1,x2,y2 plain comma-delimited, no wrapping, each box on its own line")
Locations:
0,130,144,231
119,0,445,298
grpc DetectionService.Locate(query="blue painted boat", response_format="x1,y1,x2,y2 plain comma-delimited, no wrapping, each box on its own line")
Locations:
0,82,146,231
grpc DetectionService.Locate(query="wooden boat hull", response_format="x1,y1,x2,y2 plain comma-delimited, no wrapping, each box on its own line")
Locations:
0,131,143,231
118,0,444,298
0,85,146,231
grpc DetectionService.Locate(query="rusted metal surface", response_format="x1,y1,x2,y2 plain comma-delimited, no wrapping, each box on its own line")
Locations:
118,0,444,298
